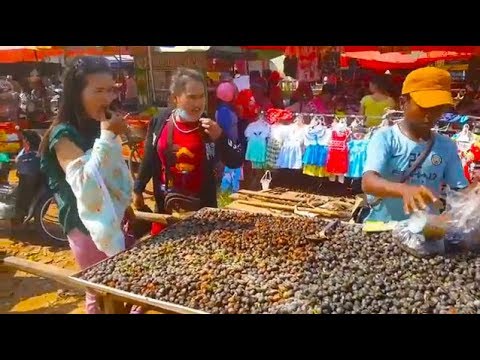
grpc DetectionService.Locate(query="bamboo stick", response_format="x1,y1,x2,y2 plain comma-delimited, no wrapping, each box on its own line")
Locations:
235,200,350,218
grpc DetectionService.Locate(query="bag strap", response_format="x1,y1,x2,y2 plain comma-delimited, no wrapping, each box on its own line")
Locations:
369,133,436,207
399,134,436,183
164,120,176,192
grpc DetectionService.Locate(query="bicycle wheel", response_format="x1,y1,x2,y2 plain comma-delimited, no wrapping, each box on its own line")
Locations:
128,145,154,196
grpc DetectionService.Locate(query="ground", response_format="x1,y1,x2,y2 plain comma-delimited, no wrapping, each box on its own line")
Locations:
0,169,233,314
0,169,85,314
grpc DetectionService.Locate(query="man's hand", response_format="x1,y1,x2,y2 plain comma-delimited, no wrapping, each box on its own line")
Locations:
133,192,145,210
200,118,223,141
400,184,438,215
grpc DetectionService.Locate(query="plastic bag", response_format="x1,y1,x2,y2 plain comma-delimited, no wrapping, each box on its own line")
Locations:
392,215,446,258
393,185,480,257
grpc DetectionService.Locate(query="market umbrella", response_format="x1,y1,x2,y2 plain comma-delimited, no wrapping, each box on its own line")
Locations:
341,50,473,71
0,46,63,63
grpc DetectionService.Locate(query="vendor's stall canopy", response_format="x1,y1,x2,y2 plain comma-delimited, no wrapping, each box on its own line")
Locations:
155,46,257,60
242,46,480,70
341,50,473,71
0,46,63,63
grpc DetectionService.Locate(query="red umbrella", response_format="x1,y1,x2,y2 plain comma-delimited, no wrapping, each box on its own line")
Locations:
341,50,473,71
0,46,63,63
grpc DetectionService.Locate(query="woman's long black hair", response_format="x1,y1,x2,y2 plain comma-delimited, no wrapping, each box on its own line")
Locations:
39,56,114,155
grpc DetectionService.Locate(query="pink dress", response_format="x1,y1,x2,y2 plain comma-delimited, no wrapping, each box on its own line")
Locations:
326,129,350,175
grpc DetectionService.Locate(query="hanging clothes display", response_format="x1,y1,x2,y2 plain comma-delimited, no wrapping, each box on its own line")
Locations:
294,47,320,82
266,124,290,169
326,120,351,179
245,115,270,169
276,117,307,169
346,139,369,178
452,124,475,153
303,125,332,178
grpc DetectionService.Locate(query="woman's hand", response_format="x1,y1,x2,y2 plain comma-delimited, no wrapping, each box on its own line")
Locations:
133,192,145,210
100,111,128,136
200,118,223,141
124,205,136,222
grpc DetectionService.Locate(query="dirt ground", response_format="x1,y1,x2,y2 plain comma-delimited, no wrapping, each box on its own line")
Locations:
0,231,85,314
0,169,159,314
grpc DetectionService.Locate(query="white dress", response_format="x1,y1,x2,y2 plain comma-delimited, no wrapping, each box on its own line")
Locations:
276,123,307,169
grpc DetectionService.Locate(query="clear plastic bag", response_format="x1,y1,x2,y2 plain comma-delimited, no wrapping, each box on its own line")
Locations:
393,185,480,257
392,216,446,258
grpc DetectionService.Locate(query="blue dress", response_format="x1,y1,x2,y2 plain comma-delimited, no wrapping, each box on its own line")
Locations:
347,139,369,178
245,120,270,169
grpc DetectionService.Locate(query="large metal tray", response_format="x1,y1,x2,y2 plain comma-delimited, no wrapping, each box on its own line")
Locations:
68,208,242,314
68,207,351,314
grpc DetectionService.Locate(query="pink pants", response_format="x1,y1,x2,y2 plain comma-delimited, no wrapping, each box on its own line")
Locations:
67,227,140,314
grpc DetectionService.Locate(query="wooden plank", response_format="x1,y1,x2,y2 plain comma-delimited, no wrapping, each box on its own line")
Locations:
134,211,172,225
234,199,350,218
0,256,84,291
133,211,194,224
225,201,282,215
237,189,355,205
68,276,208,314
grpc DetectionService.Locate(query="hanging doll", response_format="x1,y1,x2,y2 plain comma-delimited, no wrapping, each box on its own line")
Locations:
326,117,351,183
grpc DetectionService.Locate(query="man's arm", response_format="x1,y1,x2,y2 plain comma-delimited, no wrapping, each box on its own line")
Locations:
361,129,437,214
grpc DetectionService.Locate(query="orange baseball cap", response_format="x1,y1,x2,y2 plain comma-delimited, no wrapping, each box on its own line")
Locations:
402,67,453,108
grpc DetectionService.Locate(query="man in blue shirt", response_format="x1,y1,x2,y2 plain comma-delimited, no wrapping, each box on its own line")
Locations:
362,67,469,222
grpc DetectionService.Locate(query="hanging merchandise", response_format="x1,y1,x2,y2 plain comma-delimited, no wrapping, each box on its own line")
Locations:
221,166,243,193
245,113,270,169
260,170,272,191
326,118,351,183
452,124,475,153
287,46,320,82
266,108,294,125
276,115,307,169
302,116,332,177
266,123,290,169
235,89,259,122
347,138,369,179
283,56,298,78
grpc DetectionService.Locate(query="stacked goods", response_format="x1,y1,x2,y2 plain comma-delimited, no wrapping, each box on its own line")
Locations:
78,209,480,314
231,189,356,219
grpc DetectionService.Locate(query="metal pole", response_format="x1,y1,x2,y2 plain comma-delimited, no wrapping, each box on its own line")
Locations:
147,46,156,105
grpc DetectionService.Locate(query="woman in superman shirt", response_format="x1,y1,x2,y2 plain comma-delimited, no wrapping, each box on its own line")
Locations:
133,68,243,235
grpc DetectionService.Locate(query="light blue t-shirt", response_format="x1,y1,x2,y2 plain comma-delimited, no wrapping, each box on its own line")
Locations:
363,124,468,222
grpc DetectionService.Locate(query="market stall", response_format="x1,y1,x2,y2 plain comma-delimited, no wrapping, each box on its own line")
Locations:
134,46,256,115
3,206,480,314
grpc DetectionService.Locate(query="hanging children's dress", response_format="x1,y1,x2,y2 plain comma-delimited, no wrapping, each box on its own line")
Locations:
266,124,290,169
346,139,369,178
303,126,331,177
276,118,307,169
245,117,270,169
326,125,350,175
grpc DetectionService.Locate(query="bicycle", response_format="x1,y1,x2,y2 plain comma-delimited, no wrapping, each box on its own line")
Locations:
122,121,154,196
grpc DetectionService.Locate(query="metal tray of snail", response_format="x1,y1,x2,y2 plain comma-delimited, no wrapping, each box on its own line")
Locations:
71,208,480,314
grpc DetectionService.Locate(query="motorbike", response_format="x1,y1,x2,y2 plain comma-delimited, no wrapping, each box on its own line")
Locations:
50,88,62,115
0,131,67,243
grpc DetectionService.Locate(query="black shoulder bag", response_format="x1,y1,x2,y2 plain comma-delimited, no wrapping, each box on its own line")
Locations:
353,134,436,223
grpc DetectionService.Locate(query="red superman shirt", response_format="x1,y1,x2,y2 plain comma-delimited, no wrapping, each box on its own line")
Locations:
157,119,205,195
